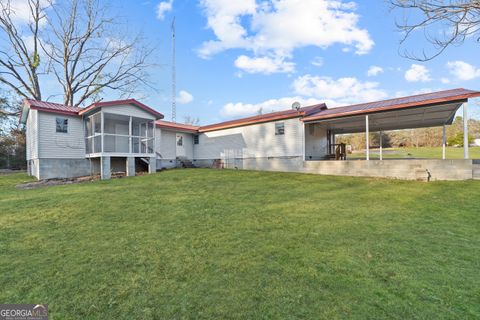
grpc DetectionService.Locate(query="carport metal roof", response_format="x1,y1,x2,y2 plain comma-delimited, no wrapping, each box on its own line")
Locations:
306,102,463,134
302,88,479,134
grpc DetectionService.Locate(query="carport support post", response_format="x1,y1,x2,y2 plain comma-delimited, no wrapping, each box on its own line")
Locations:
365,115,370,160
463,102,469,159
379,131,383,160
442,125,446,160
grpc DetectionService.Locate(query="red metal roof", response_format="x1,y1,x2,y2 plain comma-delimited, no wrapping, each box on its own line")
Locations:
22,98,163,120
21,88,479,130
302,88,480,122
79,99,164,119
199,103,326,132
25,99,82,116
156,120,200,133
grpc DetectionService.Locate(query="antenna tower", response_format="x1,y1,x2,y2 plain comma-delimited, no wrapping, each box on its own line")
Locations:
171,17,176,122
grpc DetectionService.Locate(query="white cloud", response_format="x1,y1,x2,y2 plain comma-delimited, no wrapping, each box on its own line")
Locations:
394,88,436,98
292,74,388,106
197,0,255,58
156,0,173,20
404,64,431,82
221,72,392,118
234,55,295,74
440,78,450,84
446,60,480,81
311,57,324,67
221,96,322,118
198,0,374,74
177,90,193,104
4,0,50,26
367,66,383,77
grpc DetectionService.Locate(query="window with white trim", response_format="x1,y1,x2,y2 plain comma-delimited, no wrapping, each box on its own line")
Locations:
56,118,68,133
275,122,285,135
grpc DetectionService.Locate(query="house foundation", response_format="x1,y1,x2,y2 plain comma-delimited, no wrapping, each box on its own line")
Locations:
101,156,111,180
197,157,476,181
303,159,474,181
148,157,156,173
126,157,135,176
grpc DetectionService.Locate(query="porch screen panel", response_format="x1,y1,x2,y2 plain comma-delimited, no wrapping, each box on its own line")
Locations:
104,135,129,153
93,113,101,134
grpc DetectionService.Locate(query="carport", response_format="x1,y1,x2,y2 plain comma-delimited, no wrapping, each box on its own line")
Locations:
302,88,479,161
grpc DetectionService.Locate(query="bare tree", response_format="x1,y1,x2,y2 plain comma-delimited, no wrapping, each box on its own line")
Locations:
0,0,45,103
0,90,21,125
0,0,154,109
183,115,200,126
41,0,153,106
389,0,480,60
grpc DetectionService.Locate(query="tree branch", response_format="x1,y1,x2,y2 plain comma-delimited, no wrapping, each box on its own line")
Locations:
390,0,480,61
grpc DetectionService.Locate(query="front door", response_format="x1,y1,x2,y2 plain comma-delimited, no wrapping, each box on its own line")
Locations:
176,134,185,157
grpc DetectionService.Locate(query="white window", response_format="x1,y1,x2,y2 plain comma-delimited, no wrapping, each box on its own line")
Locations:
56,118,68,133
275,122,285,135
193,135,199,144
177,135,183,146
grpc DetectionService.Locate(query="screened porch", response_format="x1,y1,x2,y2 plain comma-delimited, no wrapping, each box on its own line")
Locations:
84,111,155,157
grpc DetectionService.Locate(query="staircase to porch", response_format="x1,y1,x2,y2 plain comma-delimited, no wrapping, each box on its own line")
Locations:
176,157,196,168
136,157,150,172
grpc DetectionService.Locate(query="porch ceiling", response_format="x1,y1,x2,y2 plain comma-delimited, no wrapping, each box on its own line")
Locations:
306,102,462,134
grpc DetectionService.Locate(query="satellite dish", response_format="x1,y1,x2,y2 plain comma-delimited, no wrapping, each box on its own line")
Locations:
292,101,301,111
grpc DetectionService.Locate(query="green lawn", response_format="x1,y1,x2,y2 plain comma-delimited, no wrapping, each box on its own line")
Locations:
1,170,480,319
349,146,480,160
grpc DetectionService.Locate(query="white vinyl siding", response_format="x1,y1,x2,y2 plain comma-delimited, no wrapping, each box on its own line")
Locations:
305,123,328,159
26,109,38,160
155,128,162,155
155,129,194,160
194,117,304,160
158,129,176,159
38,112,86,159
102,105,155,120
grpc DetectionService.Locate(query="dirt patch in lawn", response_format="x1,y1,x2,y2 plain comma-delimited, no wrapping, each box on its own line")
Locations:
16,175,100,189
15,172,136,189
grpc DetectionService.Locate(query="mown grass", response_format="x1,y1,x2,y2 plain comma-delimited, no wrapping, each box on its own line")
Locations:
1,169,479,319
349,146,480,159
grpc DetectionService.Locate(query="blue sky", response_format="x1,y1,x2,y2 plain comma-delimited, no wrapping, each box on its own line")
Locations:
8,0,480,123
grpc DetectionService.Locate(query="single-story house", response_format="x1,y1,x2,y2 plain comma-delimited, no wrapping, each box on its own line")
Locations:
20,88,480,181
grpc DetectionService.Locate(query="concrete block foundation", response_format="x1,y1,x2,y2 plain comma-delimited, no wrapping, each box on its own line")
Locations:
101,156,111,180
126,157,135,176
148,157,156,174
157,159,177,170
303,159,474,181
30,158,92,180
27,156,477,181
198,157,476,181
